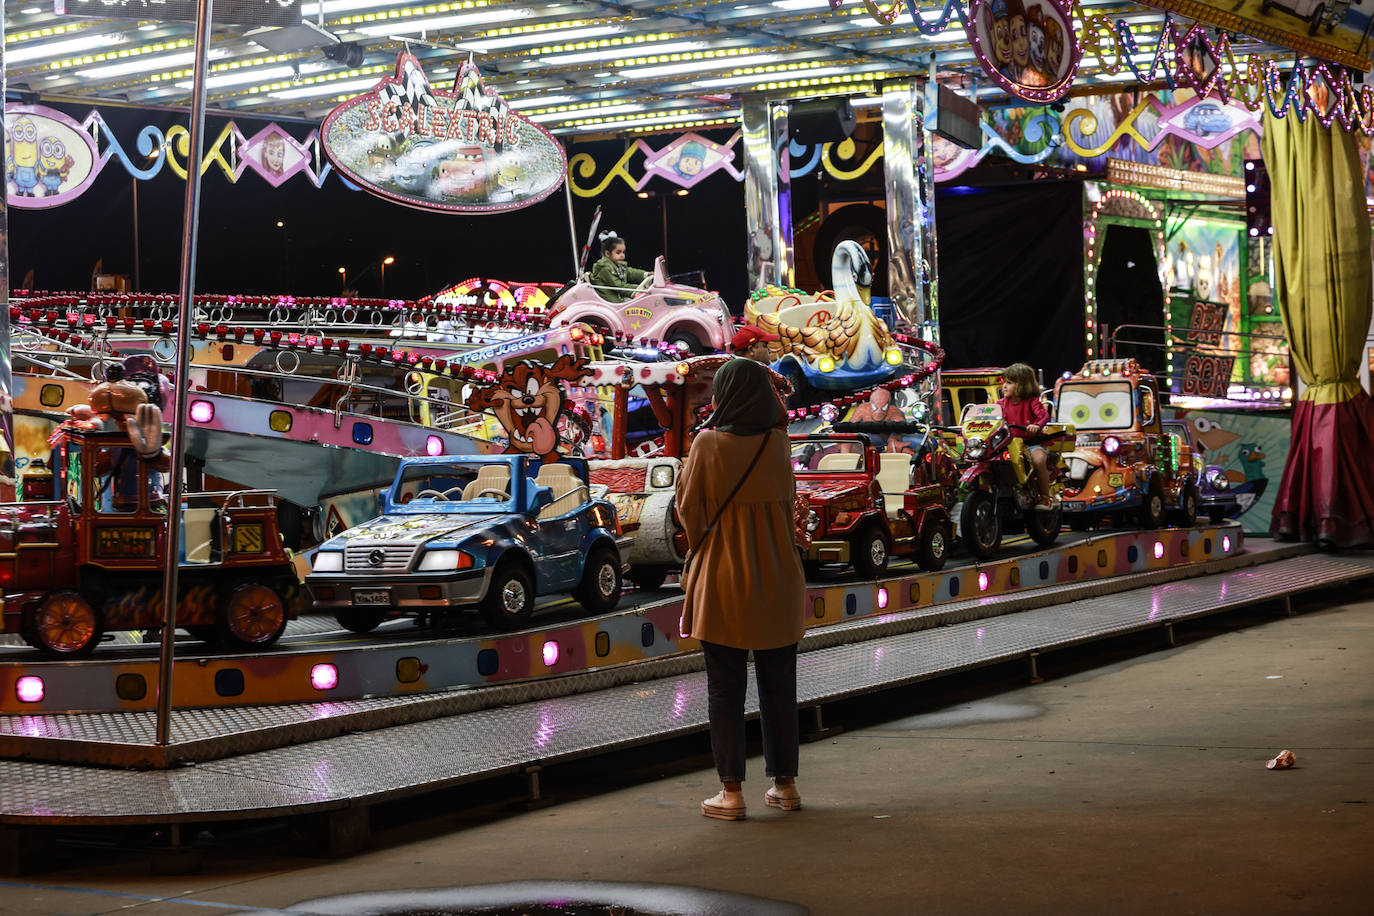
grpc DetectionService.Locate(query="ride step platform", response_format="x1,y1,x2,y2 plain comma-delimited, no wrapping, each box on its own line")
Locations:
0,547,1369,833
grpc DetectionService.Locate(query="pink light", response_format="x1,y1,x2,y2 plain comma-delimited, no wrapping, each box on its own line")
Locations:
978,571,989,591
1223,536,1232,552
542,640,560,667
425,435,444,456
310,663,339,691
876,587,888,609
1153,541,1165,559
15,675,44,703
189,399,215,423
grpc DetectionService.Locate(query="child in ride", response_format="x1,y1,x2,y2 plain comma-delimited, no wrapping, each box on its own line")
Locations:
999,362,1054,511
590,231,649,303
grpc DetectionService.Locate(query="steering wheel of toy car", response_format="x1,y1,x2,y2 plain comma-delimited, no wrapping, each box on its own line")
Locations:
416,487,463,501
473,487,509,500
634,275,654,293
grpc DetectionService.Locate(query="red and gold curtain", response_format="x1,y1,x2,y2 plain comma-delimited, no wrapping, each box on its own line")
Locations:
1261,110,1374,547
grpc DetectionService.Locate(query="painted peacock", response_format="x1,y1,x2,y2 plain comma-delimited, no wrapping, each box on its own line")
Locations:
744,240,899,372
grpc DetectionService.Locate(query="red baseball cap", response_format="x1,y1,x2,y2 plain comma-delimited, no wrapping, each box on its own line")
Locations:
731,325,780,351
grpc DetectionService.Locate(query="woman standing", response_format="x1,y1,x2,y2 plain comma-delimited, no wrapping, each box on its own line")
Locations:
677,358,807,820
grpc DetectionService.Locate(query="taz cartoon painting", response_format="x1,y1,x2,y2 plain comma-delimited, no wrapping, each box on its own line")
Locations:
465,356,592,463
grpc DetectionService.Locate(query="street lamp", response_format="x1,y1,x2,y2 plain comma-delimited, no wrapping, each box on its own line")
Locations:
381,256,395,296
338,265,347,294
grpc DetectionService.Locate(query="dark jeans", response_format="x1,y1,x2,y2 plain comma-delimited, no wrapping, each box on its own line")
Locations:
701,640,799,783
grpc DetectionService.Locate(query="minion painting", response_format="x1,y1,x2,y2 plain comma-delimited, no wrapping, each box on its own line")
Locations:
10,116,39,197
37,135,72,196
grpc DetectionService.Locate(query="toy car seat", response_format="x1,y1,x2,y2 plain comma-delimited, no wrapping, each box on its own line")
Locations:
876,452,913,518
535,463,588,520
817,453,861,472
462,464,511,500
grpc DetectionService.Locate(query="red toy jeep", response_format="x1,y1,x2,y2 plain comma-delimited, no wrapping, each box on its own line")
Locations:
790,433,951,578
1,424,302,657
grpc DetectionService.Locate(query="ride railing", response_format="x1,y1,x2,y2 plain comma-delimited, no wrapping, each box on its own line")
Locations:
1105,323,1293,409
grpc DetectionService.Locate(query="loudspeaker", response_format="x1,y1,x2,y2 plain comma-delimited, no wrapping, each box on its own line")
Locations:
788,99,857,145
934,84,983,150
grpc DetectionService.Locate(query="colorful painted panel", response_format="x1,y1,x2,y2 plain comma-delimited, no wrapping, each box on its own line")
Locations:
1164,407,1288,534
322,51,567,214
4,104,99,208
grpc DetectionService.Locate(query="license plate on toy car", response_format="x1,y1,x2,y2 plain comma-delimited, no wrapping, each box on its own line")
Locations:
353,589,391,605
1063,502,1084,512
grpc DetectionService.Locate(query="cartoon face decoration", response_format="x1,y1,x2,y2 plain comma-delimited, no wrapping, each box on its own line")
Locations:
262,132,287,176
988,0,1012,66
39,137,66,173
1027,9,1048,74
464,355,592,462
1057,382,1134,431
12,117,38,168
1010,12,1029,68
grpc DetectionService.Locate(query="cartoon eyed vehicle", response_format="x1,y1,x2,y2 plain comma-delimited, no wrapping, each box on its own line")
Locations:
1,424,302,657
1259,0,1349,35
1163,419,1238,523
306,455,632,632
951,403,1073,558
1182,102,1234,138
546,256,735,354
1055,359,1200,528
791,433,952,577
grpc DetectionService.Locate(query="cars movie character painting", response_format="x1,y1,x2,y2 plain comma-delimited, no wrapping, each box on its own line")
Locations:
306,455,630,632
1055,359,1200,528
464,355,592,464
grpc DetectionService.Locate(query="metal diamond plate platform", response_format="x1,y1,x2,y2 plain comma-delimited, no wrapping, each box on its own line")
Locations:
0,536,1298,768
1,548,1369,826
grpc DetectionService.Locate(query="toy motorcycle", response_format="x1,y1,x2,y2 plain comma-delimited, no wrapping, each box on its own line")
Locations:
953,403,1072,559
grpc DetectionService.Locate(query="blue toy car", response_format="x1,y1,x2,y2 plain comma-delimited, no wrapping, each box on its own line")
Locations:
306,455,630,632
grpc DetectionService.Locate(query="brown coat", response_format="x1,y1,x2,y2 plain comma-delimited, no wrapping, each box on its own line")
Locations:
677,427,806,649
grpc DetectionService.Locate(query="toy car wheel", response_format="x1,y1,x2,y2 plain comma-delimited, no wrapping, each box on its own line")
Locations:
666,329,703,355
336,608,387,634
629,566,668,590
960,490,1002,559
26,590,102,657
481,563,535,630
1138,479,1167,529
185,625,219,645
851,525,890,579
217,581,288,648
576,545,623,613
916,522,949,572
1176,485,1200,528
1025,503,1062,547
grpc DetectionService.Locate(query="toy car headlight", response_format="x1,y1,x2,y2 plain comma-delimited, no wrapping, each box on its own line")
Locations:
418,549,475,571
1102,435,1122,456
312,550,343,572
650,465,675,488
884,348,902,366
806,510,821,532
1208,469,1229,491
965,446,986,460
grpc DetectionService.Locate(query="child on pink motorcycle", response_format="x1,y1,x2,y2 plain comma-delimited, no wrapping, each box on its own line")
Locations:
998,362,1054,511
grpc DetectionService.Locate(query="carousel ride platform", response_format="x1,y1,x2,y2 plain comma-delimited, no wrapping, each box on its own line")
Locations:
1,524,1371,865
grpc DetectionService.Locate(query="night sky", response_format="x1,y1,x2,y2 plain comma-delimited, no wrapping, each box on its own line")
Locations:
7,104,751,308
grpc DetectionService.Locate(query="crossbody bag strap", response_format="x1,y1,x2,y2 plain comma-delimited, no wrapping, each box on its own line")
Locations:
692,430,772,552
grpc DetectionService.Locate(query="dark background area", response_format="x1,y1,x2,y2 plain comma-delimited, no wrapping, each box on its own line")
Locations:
7,107,748,304
933,177,1087,382
8,104,1087,379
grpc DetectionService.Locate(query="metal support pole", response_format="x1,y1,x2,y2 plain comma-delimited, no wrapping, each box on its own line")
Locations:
742,96,791,290
0,6,14,500
563,180,579,279
155,0,214,747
